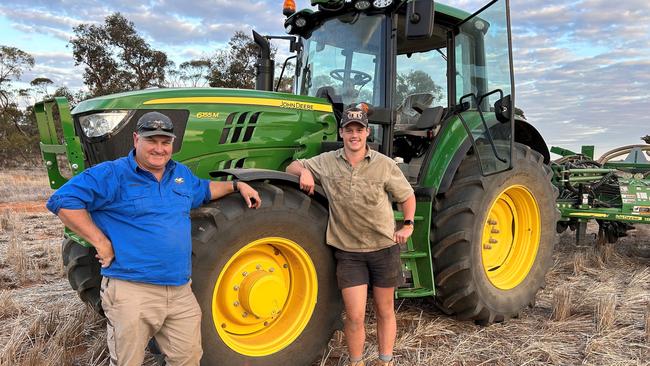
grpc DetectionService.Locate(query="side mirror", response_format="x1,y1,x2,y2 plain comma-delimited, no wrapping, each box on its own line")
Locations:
406,0,435,40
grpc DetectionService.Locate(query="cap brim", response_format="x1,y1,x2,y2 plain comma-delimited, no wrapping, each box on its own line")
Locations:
137,130,177,138
340,120,368,128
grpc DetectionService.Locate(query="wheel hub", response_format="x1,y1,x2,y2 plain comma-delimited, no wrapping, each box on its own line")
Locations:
239,270,287,318
481,185,541,290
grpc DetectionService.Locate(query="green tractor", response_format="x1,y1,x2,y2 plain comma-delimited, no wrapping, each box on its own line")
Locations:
35,0,558,364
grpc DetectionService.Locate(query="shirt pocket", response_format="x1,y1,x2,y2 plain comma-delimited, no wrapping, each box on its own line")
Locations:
120,186,150,217
356,179,384,206
171,185,192,214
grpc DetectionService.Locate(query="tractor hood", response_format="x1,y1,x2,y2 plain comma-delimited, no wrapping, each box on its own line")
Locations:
71,88,338,179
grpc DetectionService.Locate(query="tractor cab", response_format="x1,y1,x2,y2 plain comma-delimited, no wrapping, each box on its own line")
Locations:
285,0,517,184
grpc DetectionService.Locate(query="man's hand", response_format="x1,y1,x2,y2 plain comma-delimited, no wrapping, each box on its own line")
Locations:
94,238,115,268
299,168,315,195
237,182,262,209
393,225,414,245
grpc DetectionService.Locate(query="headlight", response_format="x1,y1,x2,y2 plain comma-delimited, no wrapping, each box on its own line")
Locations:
78,111,130,138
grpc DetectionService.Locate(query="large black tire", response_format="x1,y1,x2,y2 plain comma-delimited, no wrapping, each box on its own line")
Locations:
190,182,342,366
431,143,558,323
62,238,103,314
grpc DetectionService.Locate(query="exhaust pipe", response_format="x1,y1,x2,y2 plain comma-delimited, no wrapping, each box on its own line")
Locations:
253,30,274,91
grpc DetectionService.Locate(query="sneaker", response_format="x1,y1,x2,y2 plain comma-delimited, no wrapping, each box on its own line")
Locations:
368,359,394,366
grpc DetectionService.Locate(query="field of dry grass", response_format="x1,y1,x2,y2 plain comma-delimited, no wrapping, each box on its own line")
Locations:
0,168,648,366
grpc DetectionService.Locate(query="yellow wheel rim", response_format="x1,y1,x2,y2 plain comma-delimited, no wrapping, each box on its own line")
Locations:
481,185,541,290
212,237,318,356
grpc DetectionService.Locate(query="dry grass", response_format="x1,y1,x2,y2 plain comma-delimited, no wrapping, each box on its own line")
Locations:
0,169,51,204
551,285,572,321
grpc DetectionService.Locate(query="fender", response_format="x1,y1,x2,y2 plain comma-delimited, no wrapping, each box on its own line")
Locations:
437,118,551,195
209,168,329,207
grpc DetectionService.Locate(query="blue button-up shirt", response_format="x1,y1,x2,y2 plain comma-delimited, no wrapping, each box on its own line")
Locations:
46,150,211,285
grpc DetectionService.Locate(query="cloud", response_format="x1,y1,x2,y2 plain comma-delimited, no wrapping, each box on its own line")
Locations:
1,0,648,155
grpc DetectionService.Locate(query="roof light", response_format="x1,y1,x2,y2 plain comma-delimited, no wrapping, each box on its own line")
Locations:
354,0,371,10
283,0,296,16
372,0,393,8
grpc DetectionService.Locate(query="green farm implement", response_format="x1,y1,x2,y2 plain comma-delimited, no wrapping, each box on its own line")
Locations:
552,142,650,245
34,1,558,365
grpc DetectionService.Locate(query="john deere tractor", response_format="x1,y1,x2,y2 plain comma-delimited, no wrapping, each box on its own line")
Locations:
35,0,557,365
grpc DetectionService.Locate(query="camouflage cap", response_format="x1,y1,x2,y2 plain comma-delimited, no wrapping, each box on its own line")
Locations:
340,106,369,128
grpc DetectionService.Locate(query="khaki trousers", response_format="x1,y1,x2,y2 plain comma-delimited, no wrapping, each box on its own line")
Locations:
100,277,203,366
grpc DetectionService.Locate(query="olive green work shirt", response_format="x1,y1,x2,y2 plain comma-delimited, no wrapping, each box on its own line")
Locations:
300,148,414,252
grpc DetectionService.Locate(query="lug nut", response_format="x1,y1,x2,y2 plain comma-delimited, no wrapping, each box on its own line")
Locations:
269,267,275,272
233,301,239,307
283,263,288,269
242,312,248,318
484,244,492,250
242,271,248,277
491,228,500,234
256,264,262,270
489,238,498,244
233,285,239,291
221,323,227,328
488,219,497,225
264,321,269,326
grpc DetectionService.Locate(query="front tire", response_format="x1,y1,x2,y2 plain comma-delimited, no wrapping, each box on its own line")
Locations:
62,238,103,314
432,143,558,323
191,182,341,366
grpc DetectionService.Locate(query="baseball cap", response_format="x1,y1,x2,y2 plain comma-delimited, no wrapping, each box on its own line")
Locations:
340,106,369,128
136,112,176,138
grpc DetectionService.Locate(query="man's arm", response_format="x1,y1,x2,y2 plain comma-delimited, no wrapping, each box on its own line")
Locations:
286,160,316,195
393,194,416,245
57,208,114,268
208,180,262,208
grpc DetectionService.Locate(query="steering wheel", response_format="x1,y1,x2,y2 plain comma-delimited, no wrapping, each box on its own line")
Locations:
329,69,372,87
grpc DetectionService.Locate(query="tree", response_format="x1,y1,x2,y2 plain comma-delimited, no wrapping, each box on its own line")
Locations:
394,70,442,107
179,60,211,87
70,13,170,97
30,77,54,98
0,46,34,117
207,31,276,89
0,46,35,142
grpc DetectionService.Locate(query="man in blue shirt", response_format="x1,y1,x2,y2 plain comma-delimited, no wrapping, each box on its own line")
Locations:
47,111,261,366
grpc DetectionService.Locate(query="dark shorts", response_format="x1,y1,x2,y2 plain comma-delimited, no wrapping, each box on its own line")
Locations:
334,244,403,289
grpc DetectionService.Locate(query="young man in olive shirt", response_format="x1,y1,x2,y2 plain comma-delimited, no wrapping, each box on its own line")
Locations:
286,106,415,366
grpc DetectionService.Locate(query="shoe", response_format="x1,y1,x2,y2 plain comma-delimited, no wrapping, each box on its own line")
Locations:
368,359,394,366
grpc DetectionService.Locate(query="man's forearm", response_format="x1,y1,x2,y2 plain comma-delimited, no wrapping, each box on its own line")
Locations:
209,180,236,200
286,161,306,176
58,208,111,250
400,194,416,221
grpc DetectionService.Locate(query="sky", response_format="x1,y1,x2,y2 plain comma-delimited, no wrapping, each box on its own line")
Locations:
1,0,649,157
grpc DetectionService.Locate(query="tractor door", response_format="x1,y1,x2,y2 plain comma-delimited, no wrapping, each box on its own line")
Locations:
452,0,515,175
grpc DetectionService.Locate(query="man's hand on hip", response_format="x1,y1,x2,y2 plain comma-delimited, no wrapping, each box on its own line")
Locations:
94,238,115,268
393,225,414,245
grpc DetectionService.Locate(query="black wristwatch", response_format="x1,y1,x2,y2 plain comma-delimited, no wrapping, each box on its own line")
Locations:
403,219,414,226
232,179,239,192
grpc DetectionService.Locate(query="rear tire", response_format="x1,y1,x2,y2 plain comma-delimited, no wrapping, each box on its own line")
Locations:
62,238,103,315
431,143,558,323
191,182,341,366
